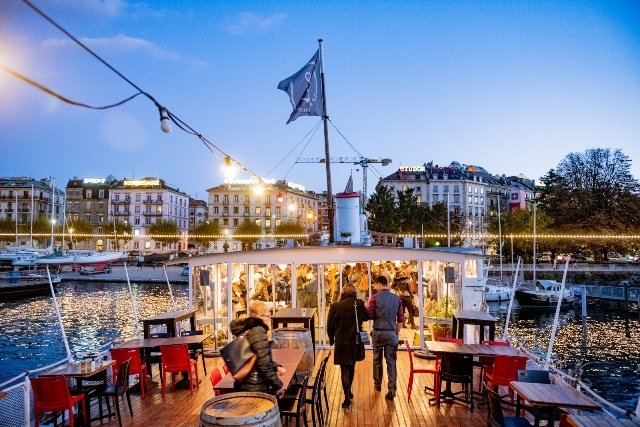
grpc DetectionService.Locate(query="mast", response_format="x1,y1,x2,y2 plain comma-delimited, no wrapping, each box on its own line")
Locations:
30,184,34,247
318,39,335,244
50,178,55,250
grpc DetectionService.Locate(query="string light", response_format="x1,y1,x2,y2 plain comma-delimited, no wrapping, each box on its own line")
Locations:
159,108,172,133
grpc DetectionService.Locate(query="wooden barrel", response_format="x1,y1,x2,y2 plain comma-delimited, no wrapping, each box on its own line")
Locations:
200,392,281,427
271,328,314,380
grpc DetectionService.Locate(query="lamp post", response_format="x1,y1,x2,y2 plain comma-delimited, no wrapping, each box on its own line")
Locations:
223,228,229,253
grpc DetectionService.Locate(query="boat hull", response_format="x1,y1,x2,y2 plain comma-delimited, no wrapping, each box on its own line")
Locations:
515,290,573,309
0,275,61,301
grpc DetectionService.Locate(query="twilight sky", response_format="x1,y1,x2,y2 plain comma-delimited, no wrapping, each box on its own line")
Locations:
1,0,639,199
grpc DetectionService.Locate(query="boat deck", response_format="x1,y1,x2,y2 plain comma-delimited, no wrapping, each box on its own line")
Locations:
87,348,492,427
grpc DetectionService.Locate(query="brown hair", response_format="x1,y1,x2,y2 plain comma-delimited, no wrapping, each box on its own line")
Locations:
340,283,357,300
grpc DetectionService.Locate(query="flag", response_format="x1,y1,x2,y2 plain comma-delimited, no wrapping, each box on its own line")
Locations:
344,174,354,193
278,49,324,124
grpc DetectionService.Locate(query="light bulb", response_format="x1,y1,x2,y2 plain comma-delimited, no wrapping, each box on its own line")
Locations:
159,108,172,133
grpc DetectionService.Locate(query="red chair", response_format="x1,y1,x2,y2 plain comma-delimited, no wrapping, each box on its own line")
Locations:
478,340,511,392
160,344,199,397
209,368,223,396
110,348,148,398
482,355,528,402
31,375,87,427
436,337,463,343
404,340,440,403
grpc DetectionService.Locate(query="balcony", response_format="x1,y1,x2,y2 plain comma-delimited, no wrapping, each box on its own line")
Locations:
114,211,129,216
143,199,154,204
111,199,131,204
19,208,30,213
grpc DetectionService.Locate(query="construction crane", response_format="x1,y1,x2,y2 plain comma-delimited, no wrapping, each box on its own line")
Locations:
295,157,392,198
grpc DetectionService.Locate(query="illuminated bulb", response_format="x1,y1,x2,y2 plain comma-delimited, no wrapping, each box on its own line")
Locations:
160,108,172,133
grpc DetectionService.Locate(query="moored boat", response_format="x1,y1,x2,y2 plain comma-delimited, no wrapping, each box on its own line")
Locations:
515,279,574,308
0,271,61,301
71,251,127,265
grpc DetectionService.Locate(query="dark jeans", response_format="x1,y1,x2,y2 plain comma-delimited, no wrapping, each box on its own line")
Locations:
400,296,415,325
340,364,355,399
372,330,398,394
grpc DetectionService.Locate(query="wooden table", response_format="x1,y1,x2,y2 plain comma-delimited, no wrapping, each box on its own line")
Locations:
214,348,305,395
565,414,638,427
510,381,601,425
451,309,497,343
142,309,197,338
425,340,481,355
468,343,520,356
272,308,317,355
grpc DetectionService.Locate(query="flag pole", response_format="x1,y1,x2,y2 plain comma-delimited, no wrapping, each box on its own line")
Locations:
318,38,335,244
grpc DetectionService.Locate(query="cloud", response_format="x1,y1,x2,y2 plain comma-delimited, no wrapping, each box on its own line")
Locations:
222,12,287,35
41,34,207,69
100,110,148,152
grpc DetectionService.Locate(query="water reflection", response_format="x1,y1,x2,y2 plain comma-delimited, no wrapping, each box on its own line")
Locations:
0,281,188,385
488,302,640,412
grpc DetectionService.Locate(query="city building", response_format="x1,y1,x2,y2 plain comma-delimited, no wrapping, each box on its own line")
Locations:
65,176,116,250
188,197,208,231
109,177,189,252
377,161,536,248
206,178,320,252
0,177,65,249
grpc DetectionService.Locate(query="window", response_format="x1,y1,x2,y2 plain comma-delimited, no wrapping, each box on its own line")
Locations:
86,201,91,209
480,187,484,195
115,194,120,201
157,195,162,202
135,193,141,202
125,194,131,201
133,241,139,249
443,185,449,193
86,190,92,198
265,207,271,216
432,195,438,204
256,196,261,203
468,185,472,193
474,196,478,204
134,217,140,225
454,195,460,203
265,219,271,227
255,219,261,227
145,217,151,225
480,197,484,204
223,195,229,203
468,195,472,203
74,202,80,211
155,242,160,249
275,219,281,227
233,218,238,226
234,194,239,203
244,207,250,215
454,185,459,193
276,207,281,215
135,205,141,213
255,207,262,215
157,206,161,214
99,214,104,222
99,190,104,199
134,228,140,236
145,241,151,249
213,207,219,214
214,195,219,202
433,185,438,193
245,195,250,203
233,206,239,214
223,219,228,226
146,195,152,202
85,213,91,221
98,202,104,209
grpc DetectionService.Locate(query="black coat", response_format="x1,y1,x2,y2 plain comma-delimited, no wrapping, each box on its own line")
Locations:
229,316,283,394
327,294,369,365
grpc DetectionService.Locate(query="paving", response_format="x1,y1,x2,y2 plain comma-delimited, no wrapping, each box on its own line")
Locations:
59,264,188,284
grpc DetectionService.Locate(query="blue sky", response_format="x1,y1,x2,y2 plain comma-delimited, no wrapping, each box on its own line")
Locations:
1,0,639,199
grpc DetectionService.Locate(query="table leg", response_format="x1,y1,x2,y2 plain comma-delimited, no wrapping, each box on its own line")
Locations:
489,324,495,341
479,324,485,343
310,318,316,361
452,317,459,338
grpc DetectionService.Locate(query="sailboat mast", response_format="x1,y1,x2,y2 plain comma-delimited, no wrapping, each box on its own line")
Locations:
318,39,335,244
50,178,55,250
30,184,34,247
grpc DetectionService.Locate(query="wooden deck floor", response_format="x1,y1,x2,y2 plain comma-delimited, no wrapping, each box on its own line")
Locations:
87,349,492,427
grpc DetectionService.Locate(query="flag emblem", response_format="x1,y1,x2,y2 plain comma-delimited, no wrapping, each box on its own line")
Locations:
278,49,324,124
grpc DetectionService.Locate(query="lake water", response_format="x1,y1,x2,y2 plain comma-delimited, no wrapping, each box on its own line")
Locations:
0,282,638,413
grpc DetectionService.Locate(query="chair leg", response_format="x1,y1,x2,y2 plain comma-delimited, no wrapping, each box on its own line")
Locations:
201,353,207,375
114,394,122,427
408,372,414,401
126,390,133,416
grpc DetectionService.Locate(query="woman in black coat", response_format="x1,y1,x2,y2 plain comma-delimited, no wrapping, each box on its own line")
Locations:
327,283,369,409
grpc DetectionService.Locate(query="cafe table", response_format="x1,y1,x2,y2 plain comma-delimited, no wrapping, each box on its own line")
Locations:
213,348,305,395
510,381,601,425
565,414,638,427
451,309,498,343
271,308,317,356
141,309,197,338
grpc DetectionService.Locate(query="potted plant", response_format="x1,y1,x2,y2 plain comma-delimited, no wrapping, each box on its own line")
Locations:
425,296,457,340
338,231,353,245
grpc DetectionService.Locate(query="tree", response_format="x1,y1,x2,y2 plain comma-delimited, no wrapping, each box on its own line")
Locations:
111,219,133,250
147,219,179,250
365,183,397,233
235,220,262,250
538,148,640,258
396,188,421,233
0,218,16,246
190,221,221,252
275,220,305,244
67,218,95,248
422,202,466,247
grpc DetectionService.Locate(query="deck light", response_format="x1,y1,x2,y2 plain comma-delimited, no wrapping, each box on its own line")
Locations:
159,108,172,133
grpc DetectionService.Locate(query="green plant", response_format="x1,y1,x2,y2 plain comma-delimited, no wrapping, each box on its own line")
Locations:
430,296,457,318
339,231,353,238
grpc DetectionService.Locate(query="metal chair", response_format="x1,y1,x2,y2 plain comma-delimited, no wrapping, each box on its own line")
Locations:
92,358,133,427
404,339,440,402
285,356,328,426
147,332,171,378
31,375,88,427
160,344,199,397
110,347,147,398
278,375,310,427
438,352,474,412
485,382,533,427
180,329,207,374
478,340,512,392
516,369,564,427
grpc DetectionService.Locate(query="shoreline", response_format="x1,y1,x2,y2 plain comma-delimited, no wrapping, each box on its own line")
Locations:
58,264,188,284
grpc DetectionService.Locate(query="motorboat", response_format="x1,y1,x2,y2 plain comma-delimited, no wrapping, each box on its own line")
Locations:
484,280,512,302
0,271,61,301
515,279,574,308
